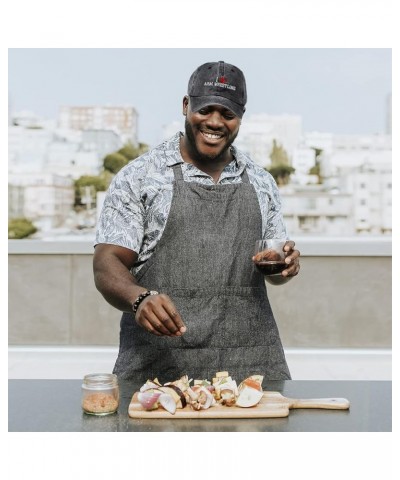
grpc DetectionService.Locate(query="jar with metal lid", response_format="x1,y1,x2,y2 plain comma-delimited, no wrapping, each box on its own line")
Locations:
81,373,119,415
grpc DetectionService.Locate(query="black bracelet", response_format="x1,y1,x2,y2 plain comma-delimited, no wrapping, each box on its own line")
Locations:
132,290,159,316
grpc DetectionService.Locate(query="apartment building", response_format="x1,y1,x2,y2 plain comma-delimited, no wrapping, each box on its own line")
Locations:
58,105,138,145
234,113,302,167
8,173,74,230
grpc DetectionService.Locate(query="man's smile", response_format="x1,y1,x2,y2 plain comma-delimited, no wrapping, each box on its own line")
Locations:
200,130,225,144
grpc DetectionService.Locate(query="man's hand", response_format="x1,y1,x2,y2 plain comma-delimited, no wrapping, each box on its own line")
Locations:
281,240,300,277
135,294,187,337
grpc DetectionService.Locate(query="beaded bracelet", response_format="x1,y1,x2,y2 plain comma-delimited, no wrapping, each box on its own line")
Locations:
132,290,159,316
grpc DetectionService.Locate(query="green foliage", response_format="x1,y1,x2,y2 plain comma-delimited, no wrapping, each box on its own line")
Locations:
8,218,38,239
74,175,110,206
309,163,320,176
309,148,324,183
267,139,294,185
103,152,129,174
269,139,290,167
311,147,323,159
117,142,149,161
74,142,150,208
75,175,109,192
267,164,296,186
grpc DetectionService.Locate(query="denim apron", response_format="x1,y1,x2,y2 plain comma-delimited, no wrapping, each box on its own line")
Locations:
113,163,291,383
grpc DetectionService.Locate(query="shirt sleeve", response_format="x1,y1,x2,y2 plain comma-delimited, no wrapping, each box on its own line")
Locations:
264,174,288,240
94,164,145,253
245,156,289,240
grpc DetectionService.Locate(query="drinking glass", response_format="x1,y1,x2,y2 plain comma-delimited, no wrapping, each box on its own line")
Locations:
253,239,291,285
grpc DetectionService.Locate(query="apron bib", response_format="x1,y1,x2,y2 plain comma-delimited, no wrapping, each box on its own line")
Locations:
113,163,291,382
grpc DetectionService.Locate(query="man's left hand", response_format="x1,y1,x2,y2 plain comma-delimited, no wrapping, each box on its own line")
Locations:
282,240,300,277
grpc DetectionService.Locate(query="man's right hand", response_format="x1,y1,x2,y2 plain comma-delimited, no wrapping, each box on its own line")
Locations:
135,293,186,337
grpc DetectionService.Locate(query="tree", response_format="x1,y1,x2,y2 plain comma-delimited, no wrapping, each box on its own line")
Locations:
8,218,37,239
267,139,295,186
308,147,324,184
117,142,149,162
74,174,110,207
103,152,129,174
269,139,290,167
267,164,296,186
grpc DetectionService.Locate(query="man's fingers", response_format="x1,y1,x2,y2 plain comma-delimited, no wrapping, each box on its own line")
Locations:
150,303,183,335
284,240,295,251
140,318,163,336
136,293,186,336
162,299,186,333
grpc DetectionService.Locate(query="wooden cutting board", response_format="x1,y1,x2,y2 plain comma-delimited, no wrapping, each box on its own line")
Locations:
128,391,350,419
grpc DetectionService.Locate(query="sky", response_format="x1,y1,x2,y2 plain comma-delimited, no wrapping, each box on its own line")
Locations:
8,48,391,147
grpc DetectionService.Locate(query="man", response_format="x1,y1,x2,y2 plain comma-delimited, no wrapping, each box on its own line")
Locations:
93,61,300,382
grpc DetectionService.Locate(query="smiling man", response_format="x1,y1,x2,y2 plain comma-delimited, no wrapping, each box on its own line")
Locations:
180,62,245,177
93,61,300,382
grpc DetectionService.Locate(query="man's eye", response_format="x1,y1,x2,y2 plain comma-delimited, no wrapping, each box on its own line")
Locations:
198,108,209,115
223,113,236,120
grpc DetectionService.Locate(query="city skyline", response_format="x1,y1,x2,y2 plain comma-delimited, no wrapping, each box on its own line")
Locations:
8,48,391,147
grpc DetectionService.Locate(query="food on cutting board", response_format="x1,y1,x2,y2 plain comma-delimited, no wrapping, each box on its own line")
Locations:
236,375,264,407
136,372,264,415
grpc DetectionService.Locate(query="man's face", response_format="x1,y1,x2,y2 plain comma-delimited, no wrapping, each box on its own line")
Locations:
183,97,241,163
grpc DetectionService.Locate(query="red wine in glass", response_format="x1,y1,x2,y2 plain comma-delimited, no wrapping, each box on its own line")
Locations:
255,261,286,276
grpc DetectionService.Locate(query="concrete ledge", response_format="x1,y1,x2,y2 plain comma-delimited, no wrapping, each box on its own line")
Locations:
8,236,392,256
8,346,392,381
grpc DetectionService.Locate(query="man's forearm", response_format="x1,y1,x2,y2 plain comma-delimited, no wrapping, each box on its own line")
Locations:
95,269,146,313
93,251,147,313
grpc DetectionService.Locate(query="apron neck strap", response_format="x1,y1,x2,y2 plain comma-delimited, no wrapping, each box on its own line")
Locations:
171,163,250,183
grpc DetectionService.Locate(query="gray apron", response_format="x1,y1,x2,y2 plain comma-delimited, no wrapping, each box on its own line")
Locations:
113,163,291,383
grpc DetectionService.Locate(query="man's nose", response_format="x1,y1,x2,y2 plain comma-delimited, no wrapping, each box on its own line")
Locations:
205,110,224,128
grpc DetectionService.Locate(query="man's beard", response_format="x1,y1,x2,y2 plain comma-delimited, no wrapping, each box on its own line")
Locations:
184,119,238,163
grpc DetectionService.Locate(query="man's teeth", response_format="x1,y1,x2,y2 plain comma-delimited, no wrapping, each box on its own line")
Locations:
202,132,222,139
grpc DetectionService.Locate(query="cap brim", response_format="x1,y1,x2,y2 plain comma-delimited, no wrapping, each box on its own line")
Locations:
189,95,245,118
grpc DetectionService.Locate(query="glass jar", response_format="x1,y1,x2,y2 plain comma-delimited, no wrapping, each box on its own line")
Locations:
81,373,119,415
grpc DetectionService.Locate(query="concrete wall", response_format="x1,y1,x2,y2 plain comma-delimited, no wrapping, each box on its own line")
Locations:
8,238,392,348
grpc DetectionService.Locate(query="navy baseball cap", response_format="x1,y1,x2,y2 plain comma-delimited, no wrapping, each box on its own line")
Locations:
187,61,247,118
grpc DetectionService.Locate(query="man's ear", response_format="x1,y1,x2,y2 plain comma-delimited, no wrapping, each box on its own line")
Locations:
182,95,189,115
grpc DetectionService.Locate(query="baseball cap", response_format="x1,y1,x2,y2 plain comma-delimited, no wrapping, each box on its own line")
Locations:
187,61,247,118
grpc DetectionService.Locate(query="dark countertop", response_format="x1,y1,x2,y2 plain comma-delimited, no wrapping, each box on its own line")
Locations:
8,379,391,432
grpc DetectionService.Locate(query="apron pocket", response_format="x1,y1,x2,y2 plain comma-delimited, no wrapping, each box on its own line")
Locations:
221,288,279,348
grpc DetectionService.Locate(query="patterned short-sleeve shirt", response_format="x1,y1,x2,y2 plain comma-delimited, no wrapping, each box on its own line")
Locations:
95,132,288,273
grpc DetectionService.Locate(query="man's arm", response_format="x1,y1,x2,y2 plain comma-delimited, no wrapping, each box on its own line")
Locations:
93,244,186,337
93,243,143,311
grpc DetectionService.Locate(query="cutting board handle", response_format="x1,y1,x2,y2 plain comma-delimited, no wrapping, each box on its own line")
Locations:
289,397,350,410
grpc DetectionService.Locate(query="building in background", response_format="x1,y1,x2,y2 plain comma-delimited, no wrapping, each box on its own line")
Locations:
58,105,138,145
281,186,353,235
9,98,392,238
234,113,302,167
43,129,123,179
160,120,184,144
282,132,392,235
8,108,130,236
8,173,74,231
